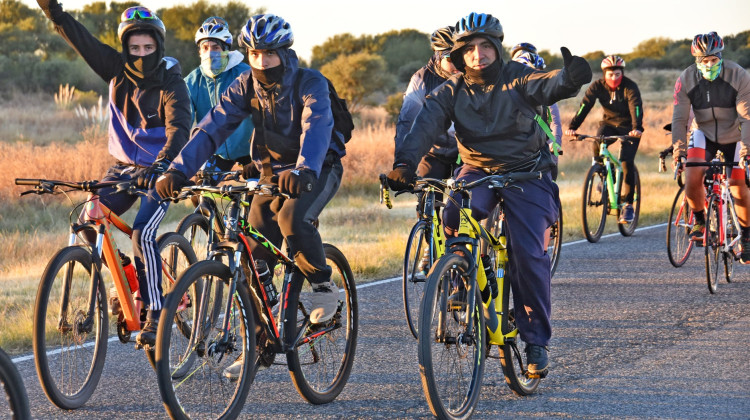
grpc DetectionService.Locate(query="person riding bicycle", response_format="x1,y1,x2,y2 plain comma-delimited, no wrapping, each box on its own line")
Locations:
36,1,191,347
386,12,592,378
672,31,750,263
184,16,256,188
156,14,345,327
565,55,644,223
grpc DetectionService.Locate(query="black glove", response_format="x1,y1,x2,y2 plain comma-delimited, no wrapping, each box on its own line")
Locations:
155,169,189,200
386,163,417,192
242,163,261,181
278,168,316,198
137,157,171,190
560,47,592,87
36,0,63,21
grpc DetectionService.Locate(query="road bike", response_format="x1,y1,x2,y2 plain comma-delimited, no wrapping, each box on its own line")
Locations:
155,181,357,419
418,171,546,420
571,134,641,242
0,346,31,420
14,178,197,410
658,146,695,267
380,175,448,339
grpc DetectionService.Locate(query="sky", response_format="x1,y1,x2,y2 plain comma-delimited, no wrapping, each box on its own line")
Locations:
22,0,750,62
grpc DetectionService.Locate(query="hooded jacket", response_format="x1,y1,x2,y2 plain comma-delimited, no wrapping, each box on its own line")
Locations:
394,54,458,160
47,10,191,167
184,51,254,161
568,77,644,132
171,48,345,179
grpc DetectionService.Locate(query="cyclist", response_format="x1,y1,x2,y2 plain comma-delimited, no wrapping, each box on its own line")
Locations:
156,14,345,326
36,1,191,347
184,16,256,188
565,55,644,223
386,12,592,377
672,31,750,263
393,25,460,278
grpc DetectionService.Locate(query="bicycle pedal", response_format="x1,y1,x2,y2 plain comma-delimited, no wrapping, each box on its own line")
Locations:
526,369,548,379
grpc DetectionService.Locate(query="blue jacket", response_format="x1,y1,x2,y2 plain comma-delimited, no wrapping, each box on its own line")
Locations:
183,51,254,161
172,48,344,179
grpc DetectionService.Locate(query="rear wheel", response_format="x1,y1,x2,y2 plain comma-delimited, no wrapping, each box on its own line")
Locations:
176,212,212,261
548,206,563,277
403,221,431,339
618,165,641,236
0,347,31,419
581,164,608,243
666,185,694,267
705,197,721,294
724,203,740,283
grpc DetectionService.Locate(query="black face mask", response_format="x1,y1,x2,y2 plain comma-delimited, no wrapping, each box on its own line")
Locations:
464,59,501,85
251,65,284,88
124,50,165,89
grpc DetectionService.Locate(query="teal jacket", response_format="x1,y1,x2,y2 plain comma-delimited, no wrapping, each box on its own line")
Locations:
184,51,254,161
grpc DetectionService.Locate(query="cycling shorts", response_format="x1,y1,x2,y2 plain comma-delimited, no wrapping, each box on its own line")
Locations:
687,129,744,180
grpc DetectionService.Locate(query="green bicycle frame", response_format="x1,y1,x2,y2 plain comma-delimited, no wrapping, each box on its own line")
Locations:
599,141,625,212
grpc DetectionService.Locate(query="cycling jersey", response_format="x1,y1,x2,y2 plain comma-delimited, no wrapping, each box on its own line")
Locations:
568,77,644,133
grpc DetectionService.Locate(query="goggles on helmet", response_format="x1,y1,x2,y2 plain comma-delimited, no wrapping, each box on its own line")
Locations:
122,7,156,21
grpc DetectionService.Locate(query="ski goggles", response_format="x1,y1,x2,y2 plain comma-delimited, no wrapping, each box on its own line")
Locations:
121,6,156,21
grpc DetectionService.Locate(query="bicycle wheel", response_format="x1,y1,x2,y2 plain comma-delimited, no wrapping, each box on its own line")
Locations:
618,164,641,236
724,202,740,283
705,197,721,294
418,253,485,420
548,206,563,277
156,260,256,420
498,271,541,396
403,220,431,339
666,185,694,267
581,164,608,243
176,212,212,260
33,245,108,409
0,347,31,420
286,244,358,404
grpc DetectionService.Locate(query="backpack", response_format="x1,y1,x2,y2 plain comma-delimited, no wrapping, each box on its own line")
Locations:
294,69,354,146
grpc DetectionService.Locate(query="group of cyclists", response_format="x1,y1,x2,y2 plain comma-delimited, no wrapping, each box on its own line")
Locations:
28,0,750,414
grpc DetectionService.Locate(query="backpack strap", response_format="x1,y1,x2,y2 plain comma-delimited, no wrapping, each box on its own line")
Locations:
508,88,557,155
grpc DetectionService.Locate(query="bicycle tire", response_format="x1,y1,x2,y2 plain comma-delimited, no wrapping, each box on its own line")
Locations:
548,205,563,277
418,253,485,420
176,212,212,261
33,245,108,409
0,347,31,420
666,185,694,267
156,260,256,420
724,202,739,283
403,220,431,339
705,197,721,294
581,164,608,243
286,244,358,404
618,164,641,236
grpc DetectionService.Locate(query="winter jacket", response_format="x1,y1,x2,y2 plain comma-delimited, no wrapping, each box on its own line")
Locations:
672,59,750,158
394,54,458,161
171,48,344,179
568,77,644,132
48,10,191,167
395,60,582,173
183,51,254,161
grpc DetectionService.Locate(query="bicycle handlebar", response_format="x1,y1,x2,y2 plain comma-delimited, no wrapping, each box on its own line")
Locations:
685,161,739,168
451,171,544,191
14,178,129,196
569,134,635,145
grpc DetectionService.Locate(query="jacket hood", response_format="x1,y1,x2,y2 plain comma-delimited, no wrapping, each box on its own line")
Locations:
225,50,245,72
449,34,503,74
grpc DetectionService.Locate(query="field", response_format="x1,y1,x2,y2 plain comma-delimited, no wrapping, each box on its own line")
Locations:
0,69,682,352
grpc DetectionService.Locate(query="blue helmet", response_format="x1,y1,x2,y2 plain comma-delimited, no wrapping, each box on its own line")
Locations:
239,14,294,50
195,16,233,49
510,42,537,60
453,12,503,43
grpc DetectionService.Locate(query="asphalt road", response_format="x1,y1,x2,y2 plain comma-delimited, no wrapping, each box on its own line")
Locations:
6,223,750,419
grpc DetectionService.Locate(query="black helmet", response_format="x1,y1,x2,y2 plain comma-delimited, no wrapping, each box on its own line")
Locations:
691,31,724,58
430,26,455,52
117,6,165,44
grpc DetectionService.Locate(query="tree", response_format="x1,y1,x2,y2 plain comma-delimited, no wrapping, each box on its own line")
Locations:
373,29,431,74
320,52,392,114
627,37,671,60
310,33,374,69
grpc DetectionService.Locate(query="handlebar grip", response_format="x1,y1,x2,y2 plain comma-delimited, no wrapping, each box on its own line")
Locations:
15,178,41,186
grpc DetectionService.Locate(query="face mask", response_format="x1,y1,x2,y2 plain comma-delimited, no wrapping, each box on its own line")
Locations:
605,74,623,89
200,50,229,78
128,50,161,75
697,59,722,81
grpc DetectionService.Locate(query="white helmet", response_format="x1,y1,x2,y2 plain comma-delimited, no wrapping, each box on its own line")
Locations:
195,16,232,49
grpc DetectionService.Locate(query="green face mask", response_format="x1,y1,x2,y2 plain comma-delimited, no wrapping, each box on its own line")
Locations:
200,50,229,78
697,59,722,81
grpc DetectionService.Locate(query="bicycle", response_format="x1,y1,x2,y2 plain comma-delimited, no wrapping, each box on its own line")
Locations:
0,346,31,420
155,181,357,419
418,171,546,420
658,146,695,267
571,134,641,242
14,178,198,410
379,175,448,339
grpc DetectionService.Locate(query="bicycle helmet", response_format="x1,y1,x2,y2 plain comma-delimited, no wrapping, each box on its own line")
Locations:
510,42,537,60
512,51,538,69
195,16,232,49
691,32,724,58
535,55,546,70
453,12,504,43
117,6,165,45
238,14,294,50
601,55,625,71
430,26,455,52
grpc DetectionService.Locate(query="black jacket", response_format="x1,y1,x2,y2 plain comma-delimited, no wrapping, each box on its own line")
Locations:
568,77,644,132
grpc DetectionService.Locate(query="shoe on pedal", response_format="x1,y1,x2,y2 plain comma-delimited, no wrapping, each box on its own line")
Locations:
309,280,339,324
740,237,750,264
689,222,705,243
223,353,246,381
136,319,158,349
525,344,549,378
618,204,634,224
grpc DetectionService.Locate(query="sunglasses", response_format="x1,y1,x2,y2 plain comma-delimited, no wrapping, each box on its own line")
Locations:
122,7,156,21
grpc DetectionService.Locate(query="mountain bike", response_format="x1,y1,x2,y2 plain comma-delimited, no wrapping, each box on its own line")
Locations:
156,181,357,419
0,346,31,420
379,175,448,339
658,146,694,267
14,178,197,410
571,134,641,242
418,171,545,420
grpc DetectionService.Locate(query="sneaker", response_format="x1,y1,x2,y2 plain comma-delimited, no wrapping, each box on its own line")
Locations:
223,353,245,381
740,237,750,265
413,251,431,281
525,344,549,378
136,319,158,348
689,222,705,243
619,204,634,224
309,280,339,324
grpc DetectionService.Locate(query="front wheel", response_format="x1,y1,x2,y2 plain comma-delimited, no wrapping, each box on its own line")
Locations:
618,165,641,237
724,202,740,283
548,206,563,277
581,164,608,243
666,185,694,267
33,246,108,410
705,197,721,294
286,244,358,404
0,347,31,420
403,220,431,339
418,253,485,420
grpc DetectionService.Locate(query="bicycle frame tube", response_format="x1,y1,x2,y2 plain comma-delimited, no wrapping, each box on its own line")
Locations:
425,188,445,264
599,143,622,210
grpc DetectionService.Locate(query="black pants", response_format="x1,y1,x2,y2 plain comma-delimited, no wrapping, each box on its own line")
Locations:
593,124,640,204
